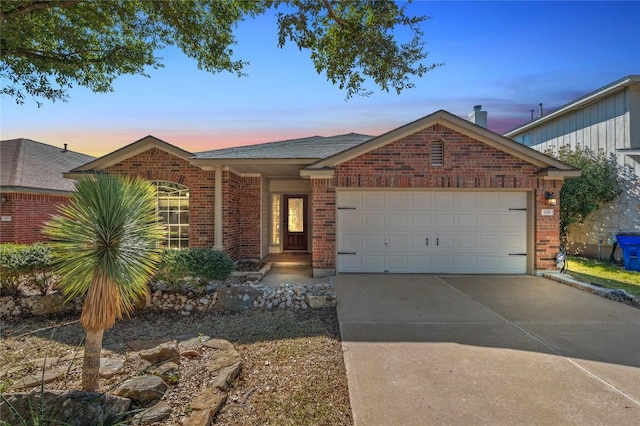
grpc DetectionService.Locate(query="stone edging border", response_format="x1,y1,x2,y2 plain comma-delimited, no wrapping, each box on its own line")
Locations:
544,272,640,309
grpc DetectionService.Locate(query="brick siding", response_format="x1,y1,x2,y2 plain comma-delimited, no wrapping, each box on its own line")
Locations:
105,147,216,248
311,124,563,272
0,192,70,244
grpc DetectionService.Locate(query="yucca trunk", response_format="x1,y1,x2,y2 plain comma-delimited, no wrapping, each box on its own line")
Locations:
82,329,104,391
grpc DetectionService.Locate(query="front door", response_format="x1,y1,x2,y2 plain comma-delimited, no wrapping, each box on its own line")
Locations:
283,195,308,251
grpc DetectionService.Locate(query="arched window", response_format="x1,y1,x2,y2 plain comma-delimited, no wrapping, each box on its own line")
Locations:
153,181,189,248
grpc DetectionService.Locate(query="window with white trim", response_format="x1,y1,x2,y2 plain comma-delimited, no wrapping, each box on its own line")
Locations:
153,181,189,248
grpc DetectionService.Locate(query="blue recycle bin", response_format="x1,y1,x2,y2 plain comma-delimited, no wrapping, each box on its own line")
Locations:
616,234,640,272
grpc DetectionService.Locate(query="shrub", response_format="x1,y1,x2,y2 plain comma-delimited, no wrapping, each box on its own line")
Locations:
153,248,235,287
185,248,235,281
0,243,53,296
153,249,190,288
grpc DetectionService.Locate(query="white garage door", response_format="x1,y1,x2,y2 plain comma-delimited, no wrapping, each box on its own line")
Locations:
337,191,528,274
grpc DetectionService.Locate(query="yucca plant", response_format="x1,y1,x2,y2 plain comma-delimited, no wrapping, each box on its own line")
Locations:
44,174,165,391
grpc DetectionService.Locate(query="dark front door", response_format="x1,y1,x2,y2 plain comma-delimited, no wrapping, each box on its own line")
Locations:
283,195,308,251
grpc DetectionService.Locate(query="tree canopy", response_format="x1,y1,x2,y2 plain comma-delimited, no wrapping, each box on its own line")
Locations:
0,0,440,105
546,145,621,240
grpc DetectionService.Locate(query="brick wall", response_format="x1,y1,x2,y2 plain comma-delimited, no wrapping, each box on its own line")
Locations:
222,171,241,259
105,147,216,248
311,124,563,272
240,176,261,259
0,192,70,244
311,179,336,270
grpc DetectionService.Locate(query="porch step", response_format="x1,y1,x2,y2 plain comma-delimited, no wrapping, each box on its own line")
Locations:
271,260,311,267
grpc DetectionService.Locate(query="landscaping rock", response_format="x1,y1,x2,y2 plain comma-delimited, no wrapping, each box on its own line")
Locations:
152,361,180,384
100,357,125,378
114,376,168,403
214,285,263,312
131,400,172,424
209,362,241,391
207,348,241,372
138,341,180,365
28,293,72,315
0,390,131,426
305,294,337,308
184,407,214,426
8,365,71,391
203,338,234,351
126,338,171,351
190,387,227,412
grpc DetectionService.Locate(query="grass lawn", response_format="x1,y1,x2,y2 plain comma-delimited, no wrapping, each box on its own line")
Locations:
566,256,640,297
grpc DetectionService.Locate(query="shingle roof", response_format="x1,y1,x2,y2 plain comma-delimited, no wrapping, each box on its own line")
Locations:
194,133,374,159
1,139,95,192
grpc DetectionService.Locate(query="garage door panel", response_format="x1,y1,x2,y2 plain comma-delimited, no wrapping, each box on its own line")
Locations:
479,214,500,231
364,255,386,272
410,193,431,209
503,255,527,272
456,192,479,208
388,234,410,249
433,193,455,209
340,212,363,229
365,212,385,228
387,193,409,208
409,255,431,271
364,193,385,208
500,193,527,209
340,233,363,251
337,191,528,274
388,213,409,231
410,213,431,229
456,214,478,231
387,255,409,271
479,193,501,209
456,234,478,249
501,213,526,230
365,234,387,249
433,213,455,230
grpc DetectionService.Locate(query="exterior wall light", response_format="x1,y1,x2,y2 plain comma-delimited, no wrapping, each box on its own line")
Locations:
544,191,557,206
0,196,7,205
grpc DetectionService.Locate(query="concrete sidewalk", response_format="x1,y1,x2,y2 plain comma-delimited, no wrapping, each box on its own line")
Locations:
335,275,640,425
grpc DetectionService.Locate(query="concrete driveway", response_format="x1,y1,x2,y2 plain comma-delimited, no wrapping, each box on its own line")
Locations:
335,275,640,425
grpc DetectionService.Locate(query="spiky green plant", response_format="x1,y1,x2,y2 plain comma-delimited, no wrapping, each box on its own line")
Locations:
44,174,165,391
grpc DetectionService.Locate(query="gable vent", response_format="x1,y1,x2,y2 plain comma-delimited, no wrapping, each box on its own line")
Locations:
431,141,444,166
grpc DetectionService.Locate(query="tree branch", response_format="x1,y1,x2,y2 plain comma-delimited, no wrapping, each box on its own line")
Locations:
321,0,345,25
1,0,82,19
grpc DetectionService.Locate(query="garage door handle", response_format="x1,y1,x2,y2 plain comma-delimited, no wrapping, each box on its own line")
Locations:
436,238,439,246
426,237,429,246
338,251,357,255
509,253,527,256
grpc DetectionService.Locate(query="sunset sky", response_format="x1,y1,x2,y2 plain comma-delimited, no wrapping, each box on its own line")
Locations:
2,1,639,157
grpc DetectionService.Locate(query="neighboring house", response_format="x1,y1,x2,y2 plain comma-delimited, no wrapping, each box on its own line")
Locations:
68,110,578,276
505,75,640,258
0,139,95,244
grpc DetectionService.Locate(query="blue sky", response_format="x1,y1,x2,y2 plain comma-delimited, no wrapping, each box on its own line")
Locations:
2,1,639,157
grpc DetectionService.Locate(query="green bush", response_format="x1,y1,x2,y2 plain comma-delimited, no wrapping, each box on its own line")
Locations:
185,248,235,281
153,248,235,288
0,243,52,296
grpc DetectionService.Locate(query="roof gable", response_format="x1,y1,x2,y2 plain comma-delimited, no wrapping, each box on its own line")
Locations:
69,135,193,173
302,110,579,177
1,138,95,192
504,75,640,136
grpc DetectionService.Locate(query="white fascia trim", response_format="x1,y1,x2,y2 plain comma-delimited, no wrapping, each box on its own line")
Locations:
300,169,335,179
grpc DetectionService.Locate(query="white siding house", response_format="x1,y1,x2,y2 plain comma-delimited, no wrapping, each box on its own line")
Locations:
504,75,640,259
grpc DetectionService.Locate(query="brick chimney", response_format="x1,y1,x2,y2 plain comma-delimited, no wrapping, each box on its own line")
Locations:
468,105,488,128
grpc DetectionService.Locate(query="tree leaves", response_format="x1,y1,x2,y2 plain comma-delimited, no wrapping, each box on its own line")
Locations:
1,0,440,104
546,145,621,240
